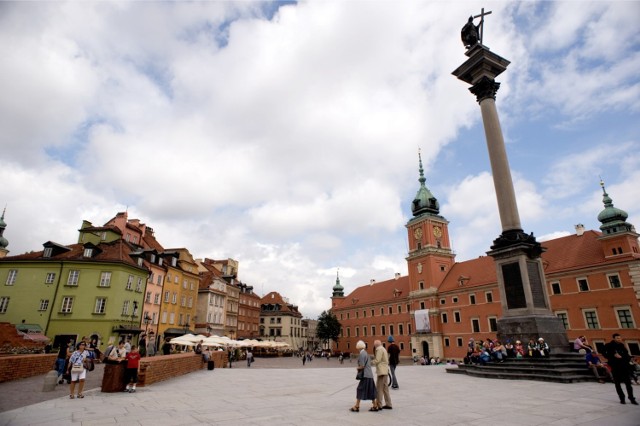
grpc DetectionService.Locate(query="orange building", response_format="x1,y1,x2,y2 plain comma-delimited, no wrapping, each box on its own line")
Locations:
332,156,640,360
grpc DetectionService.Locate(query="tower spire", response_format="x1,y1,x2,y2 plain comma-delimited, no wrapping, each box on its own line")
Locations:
0,206,9,257
411,149,440,217
597,180,634,235
332,268,344,298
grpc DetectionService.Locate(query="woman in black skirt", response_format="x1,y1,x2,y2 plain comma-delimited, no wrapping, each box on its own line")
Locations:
350,340,379,412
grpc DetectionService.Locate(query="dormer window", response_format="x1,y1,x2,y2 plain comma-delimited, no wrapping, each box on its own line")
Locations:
171,257,177,267
150,254,156,263
43,248,52,258
137,258,144,267
83,248,93,258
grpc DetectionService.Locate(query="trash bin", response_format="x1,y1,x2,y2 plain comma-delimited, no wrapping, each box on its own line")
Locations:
101,362,126,392
207,360,215,371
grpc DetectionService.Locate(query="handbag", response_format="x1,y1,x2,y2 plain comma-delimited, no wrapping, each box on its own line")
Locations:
71,363,84,373
356,357,368,380
83,358,94,371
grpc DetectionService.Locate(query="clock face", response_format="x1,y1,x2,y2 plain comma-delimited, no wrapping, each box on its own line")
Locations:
414,228,423,239
433,226,443,238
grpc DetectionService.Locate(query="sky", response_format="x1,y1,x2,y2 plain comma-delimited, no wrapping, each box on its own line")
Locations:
1,1,639,320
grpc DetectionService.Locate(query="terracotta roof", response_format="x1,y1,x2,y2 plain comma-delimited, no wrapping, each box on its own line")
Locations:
260,291,302,316
333,276,410,309
0,240,146,270
437,229,611,293
80,224,122,235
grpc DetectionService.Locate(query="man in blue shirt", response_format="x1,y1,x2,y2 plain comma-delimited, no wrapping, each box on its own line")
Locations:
585,351,613,383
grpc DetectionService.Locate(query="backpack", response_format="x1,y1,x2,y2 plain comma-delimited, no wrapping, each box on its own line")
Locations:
103,344,114,360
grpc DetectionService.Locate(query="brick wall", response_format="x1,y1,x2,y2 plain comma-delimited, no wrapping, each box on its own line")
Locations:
137,351,227,387
0,354,57,383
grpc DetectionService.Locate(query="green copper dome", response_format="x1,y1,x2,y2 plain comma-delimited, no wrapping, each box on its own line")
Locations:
332,270,344,297
597,181,633,235
411,151,440,217
0,208,8,249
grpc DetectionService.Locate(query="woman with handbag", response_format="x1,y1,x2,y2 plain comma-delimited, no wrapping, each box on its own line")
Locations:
350,340,378,412
67,341,90,399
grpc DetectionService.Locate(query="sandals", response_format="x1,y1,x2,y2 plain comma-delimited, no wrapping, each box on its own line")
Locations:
69,395,74,399
349,406,359,412
77,394,84,399
369,407,378,412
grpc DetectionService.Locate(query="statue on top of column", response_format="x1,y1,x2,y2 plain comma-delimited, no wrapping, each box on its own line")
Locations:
461,16,480,48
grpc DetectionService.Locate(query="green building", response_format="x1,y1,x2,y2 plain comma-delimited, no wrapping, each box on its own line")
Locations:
0,232,148,349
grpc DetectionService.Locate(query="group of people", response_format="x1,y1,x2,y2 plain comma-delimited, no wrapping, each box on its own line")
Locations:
464,336,550,365
54,336,101,396
350,336,400,412
103,338,142,394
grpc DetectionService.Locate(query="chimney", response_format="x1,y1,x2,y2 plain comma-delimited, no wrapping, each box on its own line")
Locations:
370,279,376,285
575,224,585,236
394,273,401,280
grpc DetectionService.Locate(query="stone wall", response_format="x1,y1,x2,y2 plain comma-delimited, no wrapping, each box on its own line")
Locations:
137,351,227,387
0,354,57,383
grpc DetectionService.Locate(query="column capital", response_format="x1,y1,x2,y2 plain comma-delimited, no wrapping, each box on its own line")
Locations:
469,76,500,103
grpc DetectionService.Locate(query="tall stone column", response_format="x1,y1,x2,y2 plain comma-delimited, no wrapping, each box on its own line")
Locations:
453,44,568,351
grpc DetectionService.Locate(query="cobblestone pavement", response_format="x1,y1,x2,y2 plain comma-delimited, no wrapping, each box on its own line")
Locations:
1,358,638,426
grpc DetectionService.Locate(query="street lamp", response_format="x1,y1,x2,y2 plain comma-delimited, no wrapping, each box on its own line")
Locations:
143,313,151,335
184,321,190,335
129,301,139,329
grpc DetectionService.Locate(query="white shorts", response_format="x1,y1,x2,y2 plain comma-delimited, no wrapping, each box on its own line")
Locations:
70,368,86,382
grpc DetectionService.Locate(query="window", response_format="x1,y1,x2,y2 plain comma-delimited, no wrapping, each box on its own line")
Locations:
169,312,175,324
136,278,143,292
38,299,49,311
179,313,184,326
577,278,589,292
440,299,445,305
406,304,410,313
123,300,132,316
371,309,375,317
371,325,376,336
469,294,476,305
556,311,569,329
398,324,403,335
0,297,9,313
94,298,107,314
408,323,412,334
45,273,56,284
388,306,393,315
471,318,480,333
488,317,498,332
161,311,167,324
551,282,561,295
61,297,73,313
346,328,350,337
99,272,111,287
171,257,177,267
83,248,93,257
420,301,425,310
397,305,402,313
453,297,458,303
6,270,17,285
362,326,367,337
380,307,384,316
616,308,635,329
157,275,162,285
608,274,622,289
183,280,187,289
172,293,177,304
164,291,170,303
174,276,178,283
441,313,448,323
628,342,640,356
43,247,52,258
188,297,193,308
154,293,160,304
456,337,463,347
389,325,394,336
583,310,600,329
485,292,493,303
454,311,461,323
181,296,186,307
444,337,450,347
419,281,424,290
355,327,359,337
67,270,79,286
381,325,386,336
146,291,152,303
126,275,134,290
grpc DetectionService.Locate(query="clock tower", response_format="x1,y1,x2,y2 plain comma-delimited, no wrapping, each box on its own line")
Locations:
406,152,455,295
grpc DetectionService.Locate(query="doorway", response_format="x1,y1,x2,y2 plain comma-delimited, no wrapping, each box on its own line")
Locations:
422,341,430,359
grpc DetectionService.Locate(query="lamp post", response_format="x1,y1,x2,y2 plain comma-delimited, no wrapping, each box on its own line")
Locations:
129,301,139,330
184,321,190,335
143,313,151,335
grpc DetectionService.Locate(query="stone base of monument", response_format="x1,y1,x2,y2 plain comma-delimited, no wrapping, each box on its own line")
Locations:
497,315,569,353
446,353,596,383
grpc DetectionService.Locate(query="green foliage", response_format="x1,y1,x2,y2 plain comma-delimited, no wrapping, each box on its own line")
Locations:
316,310,341,345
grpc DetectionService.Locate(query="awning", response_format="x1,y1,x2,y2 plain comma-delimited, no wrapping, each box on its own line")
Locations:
20,332,50,343
163,328,195,336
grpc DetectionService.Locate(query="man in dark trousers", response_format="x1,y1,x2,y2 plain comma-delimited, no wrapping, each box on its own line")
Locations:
387,335,400,389
603,333,637,405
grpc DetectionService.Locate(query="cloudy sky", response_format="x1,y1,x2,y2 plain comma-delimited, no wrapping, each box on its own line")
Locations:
1,1,639,319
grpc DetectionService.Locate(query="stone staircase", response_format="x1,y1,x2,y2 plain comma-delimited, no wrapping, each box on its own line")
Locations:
446,353,598,383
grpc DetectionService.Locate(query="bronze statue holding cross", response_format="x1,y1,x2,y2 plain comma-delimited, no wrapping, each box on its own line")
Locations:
461,8,492,49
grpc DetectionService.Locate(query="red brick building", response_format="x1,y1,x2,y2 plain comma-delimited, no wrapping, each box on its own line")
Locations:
332,156,640,360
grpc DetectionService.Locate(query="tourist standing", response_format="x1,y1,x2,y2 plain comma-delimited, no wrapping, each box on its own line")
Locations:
603,333,637,405
350,340,378,412
67,341,89,399
372,340,392,410
247,349,253,367
55,340,71,385
124,345,141,393
387,335,400,389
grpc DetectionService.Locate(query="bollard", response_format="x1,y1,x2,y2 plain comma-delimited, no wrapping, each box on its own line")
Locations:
42,370,58,392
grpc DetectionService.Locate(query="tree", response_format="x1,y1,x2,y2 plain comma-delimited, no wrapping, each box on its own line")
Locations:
316,310,341,349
